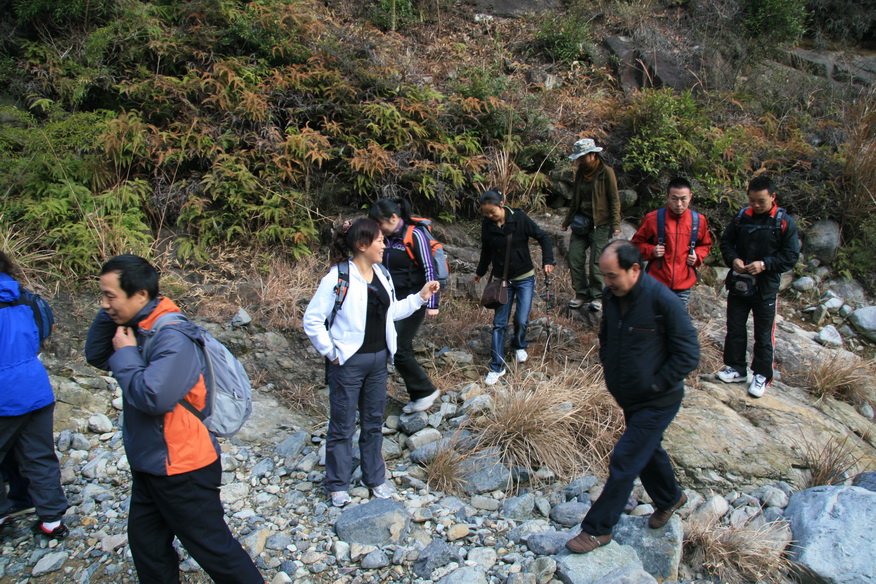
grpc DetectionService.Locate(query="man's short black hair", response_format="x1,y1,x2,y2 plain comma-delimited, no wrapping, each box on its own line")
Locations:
602,240,643,270
667,177,691,192
748,175,776,195
100,254,159,300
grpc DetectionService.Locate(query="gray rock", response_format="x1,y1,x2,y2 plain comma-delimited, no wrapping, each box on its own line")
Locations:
526,530,573,555
751,485,790,509
563,476,600,500
405,427,442,451
231,308,252,327
266,534,293,551
409,433,472,465
507,574,538,584
437,566,488,584
849,306,876,342
71,433,90,450
360,549,389,569
785,485,876,584
334,498,411,546
508,519,552,543
598,567,659,584
815,325,843,347
549,501,591,527
413,538,459,579
32,551,68,577
460,452,511,495
467,546,498,569
804,220,841,263
87,413,114,434
251,458,274,478
502,493,535,520
276,430,309,459
397,411,428,435
852,471,876,492
554,541,643,584
530,556,557,584
792,276,817,292
613,515,682,581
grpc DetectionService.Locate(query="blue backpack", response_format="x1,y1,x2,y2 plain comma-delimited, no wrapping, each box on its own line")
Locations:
0,288,54,345
145,313,253,438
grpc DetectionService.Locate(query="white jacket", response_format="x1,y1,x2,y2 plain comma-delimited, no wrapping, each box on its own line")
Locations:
303,260,426,365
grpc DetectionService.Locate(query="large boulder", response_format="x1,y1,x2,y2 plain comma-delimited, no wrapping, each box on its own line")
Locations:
848,306,876,342
613,515,682,581
334,498,411,546
554,541,644,584
803,220,841,263
784,485,876,584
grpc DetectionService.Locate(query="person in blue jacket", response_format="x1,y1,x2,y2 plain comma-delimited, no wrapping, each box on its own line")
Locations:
0,251,68,539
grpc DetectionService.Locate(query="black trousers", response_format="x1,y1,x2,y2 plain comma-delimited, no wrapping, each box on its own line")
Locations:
0,403,66,521
580,403,683,536
129,460,263,584
723,291,778,381
393,306,437,400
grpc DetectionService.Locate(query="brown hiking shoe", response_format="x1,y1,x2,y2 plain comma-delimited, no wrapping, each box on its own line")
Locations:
565,531,612,554
649,492,687,529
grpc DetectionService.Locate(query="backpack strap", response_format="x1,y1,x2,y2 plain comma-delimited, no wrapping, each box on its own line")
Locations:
689,210,700,255
144,312,210,422
656,207,666,247
328,261,350,329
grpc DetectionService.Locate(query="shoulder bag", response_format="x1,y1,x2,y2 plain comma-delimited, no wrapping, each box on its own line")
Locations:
481,233,513,309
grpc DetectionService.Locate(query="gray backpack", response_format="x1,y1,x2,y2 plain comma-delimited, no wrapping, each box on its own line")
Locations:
146,313,253,437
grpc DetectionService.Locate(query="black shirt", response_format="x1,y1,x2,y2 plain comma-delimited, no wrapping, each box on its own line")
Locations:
357,273,390,354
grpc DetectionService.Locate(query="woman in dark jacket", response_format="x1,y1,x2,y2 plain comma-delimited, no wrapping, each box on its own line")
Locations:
474,190,555,385
369,199,441,414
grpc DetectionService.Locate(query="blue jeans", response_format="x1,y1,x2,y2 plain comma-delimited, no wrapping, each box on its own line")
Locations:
580,402,683,536
489,276,535,372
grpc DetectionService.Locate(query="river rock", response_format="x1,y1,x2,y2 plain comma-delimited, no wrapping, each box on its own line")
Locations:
554,541,644,584
804,220,841,263
613,514,682,580
848,306,876,342
334,498,411,545
815,325,843,347
785,485,876,584
413,538,459,579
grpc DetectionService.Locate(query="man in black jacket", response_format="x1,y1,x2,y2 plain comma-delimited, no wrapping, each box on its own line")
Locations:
716,176,800,398
566,240,699,554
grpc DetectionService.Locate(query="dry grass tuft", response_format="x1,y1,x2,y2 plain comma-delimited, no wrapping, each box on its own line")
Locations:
799,433,863,488
252,253,324,331
274,380,328,417
0,219,59,292
804,351,876,406
423,432,473,496
689,318,724,387
684,515,793,584
466,362,623,481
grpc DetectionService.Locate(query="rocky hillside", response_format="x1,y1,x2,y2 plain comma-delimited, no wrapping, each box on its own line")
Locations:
3,211,875,584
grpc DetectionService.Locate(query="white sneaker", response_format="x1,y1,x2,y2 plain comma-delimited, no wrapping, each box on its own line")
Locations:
589,299,602,311
484,369,506,385
716,366,751,384
331,491,351,507
515,349,529,363
371,483,393,499
403,390,441,414
748,374,768,398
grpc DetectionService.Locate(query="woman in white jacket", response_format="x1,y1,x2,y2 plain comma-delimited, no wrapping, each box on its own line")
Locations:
303,218,440,507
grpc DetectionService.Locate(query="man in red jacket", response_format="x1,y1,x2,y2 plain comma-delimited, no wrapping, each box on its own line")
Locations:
632,177,712,306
